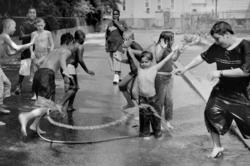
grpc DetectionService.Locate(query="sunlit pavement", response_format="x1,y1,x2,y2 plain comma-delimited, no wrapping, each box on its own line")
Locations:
0,31,250,166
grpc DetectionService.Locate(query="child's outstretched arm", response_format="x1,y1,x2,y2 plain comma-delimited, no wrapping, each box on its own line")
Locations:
4,34,35,55
172,43,188,61
77,47,95,75
127,47,141,69
155,48,178,70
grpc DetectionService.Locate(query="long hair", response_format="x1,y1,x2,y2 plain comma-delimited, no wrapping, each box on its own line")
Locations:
157,31,174,50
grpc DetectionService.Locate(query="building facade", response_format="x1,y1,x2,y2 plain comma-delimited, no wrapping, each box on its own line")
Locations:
118,0,250,29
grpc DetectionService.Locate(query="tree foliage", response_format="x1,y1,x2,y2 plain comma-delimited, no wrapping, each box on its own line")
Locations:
0,0,121,31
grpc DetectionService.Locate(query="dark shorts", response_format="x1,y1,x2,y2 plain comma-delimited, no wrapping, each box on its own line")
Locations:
139,95,162,137
205,85,250,138
32,68,55,101
62,74,79,92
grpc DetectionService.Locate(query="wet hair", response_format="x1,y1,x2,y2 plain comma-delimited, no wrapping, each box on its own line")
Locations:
139,50,153,62
157,31,174,50
210,21,234,36
60,33,74,45
35,18,45,24
112,9,120,15
74,30,86,44
2,18,15,29
123,30,134,40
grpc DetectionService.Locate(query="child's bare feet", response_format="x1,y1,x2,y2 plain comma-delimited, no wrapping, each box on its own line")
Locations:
18,113,28,136
31,94,37,100
166,121,174,130
208,147,224,158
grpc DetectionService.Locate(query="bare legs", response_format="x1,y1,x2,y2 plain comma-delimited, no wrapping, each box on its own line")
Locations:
208,131,224,158
119,74,135,109
121,91,135,109
59,89,76,113
18,107,48,136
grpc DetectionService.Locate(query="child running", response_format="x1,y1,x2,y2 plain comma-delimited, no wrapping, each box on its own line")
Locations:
18,33,74,136
60,30,95,113
30,18,54,99
127,45,179,139
0,18,36,126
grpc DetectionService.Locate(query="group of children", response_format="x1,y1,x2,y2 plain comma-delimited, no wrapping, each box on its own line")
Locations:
3,10,250,159
0,12,183,141
113,29,184,140
0,17,94,136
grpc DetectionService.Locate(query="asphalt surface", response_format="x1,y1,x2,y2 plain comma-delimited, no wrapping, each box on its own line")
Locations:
0,31,249,166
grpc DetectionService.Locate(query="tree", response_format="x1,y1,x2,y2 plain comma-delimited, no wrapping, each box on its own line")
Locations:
0,0,122,31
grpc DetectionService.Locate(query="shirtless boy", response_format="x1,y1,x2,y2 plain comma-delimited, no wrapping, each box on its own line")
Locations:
60,30,95,113
128,45,179,139
18,33,74,136
30,18,54,99
30,18,54,76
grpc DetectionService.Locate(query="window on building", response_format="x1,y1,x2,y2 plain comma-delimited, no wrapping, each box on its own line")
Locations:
145,2,149,7
171,0,174,8
157,5,161,10
158,0,161,3
123,0,126,10
146,8,150,13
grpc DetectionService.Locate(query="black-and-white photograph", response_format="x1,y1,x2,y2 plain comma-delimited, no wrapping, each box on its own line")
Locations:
0,0,250,165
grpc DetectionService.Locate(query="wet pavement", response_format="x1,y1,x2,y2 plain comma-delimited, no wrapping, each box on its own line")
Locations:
0,31,250,166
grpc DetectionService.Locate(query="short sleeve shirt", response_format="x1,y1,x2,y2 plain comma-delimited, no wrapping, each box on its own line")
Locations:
156,47,173,72
105,20,128,52
201,39,250,90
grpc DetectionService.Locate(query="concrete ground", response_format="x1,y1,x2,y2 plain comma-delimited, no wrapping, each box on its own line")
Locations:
0,30,249,166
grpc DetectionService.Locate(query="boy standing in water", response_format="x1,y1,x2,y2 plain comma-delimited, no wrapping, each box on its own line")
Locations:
128,46,179,139
30,18,54,79
176,21,250,158
18,33,73,136
30,18,54,99
60,30,95,113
